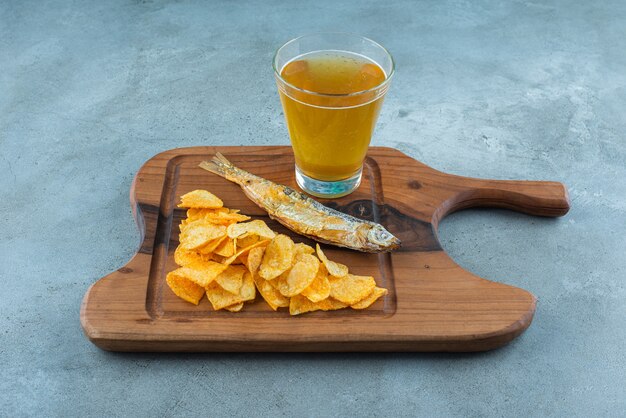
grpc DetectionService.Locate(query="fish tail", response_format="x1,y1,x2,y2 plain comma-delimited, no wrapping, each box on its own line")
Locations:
212,151,233,168
199,152,250,186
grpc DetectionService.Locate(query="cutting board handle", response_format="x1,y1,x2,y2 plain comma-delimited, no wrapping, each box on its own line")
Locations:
433,176,570,226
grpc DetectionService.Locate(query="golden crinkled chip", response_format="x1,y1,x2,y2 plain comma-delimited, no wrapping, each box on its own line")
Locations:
351,287,388,309
289,294,318,315
294,252,313,263
235,252,248,266
215,265,245,294
223,239,270,265
316,244,349,278
258,234,295,280
172,260,228,288
266,277,280,290
225,302,244,312
227,220,276,240
276,254,320,297
317,297,348,311
206,271,255,310
179,221,226,250
187,207,231,216
166,271,205,305
254,274,289,311
236,234,259,249
216,212,252,224
272,270,289,295
187,208,223,222
289,294,347,316
208,253,226,263
246,246,265,277
301,263,331,303
178,190,223,209
230,257,244,265
294,243,315,256
188,207,229,217
174,246,206,266
198,236,228,255
239,272,256,300
187,208,250,225
328,274,376,305
214,237,236,258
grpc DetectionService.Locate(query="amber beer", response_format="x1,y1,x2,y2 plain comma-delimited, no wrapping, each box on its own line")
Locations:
279,52,387,181
274,34,394,198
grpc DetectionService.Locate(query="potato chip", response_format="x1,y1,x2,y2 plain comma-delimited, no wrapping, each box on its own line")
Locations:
301,263,331,302
328,274,376,305
205,271,255,310
206,253,224,263
171,260,228,287
217,212,252,224
288,294,318,315
227,220,276,240
178,190,223,209
215,265,245,295
187,207,226,222
294,252,312,263
214,237,236,258
289,294,347,316
198,236,227,255
258,234,295,280
276,254,320,297
235,252,248,266
166,271,205,305
294,243,315,256
266,277,280,290
235,234,259,249
351,287,388,309
242,271,258,302
317,297,348,311
189,207,228,215
186,208,251,226
174,246,206,266
254,275,289,311
245,246,265,277
179,220,226,250
205,283,238,310
223,239,270,265
225,303,244,312
273,269,289,294
316,244,349,278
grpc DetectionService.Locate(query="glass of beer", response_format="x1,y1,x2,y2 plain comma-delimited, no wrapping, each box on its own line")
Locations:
273,33,394,198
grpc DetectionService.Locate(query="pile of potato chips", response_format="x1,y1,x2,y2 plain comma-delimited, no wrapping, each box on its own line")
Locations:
166,190,388,315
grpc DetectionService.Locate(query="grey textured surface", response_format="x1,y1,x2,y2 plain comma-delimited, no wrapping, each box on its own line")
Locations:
1,0,625,416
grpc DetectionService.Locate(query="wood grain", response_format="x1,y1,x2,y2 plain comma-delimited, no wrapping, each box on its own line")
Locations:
80,146,569,352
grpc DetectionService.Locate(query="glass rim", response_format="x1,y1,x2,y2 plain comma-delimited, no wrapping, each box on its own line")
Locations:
272,32,395,98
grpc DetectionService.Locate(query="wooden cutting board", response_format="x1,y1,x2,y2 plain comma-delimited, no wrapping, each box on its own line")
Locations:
80,146,569,352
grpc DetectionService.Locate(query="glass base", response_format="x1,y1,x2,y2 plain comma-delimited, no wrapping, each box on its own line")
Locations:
295,166,362,198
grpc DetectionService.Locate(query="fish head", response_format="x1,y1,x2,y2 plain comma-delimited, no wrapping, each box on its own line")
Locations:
366,224,401,252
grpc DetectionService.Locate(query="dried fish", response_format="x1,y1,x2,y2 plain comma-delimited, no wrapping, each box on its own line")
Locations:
199,153,400,253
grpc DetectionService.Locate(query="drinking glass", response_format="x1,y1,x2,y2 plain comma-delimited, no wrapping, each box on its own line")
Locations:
273,33,394,198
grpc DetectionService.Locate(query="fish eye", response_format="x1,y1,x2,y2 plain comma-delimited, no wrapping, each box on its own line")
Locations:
374,225,387,235
368,225,390,244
